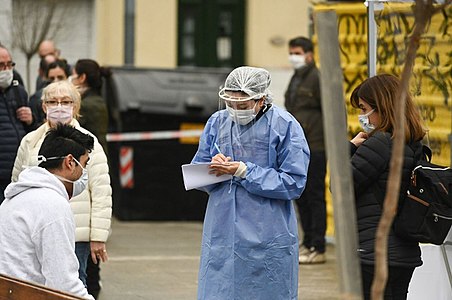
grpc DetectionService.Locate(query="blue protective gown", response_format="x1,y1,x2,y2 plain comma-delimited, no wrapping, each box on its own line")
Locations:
192,105,310,300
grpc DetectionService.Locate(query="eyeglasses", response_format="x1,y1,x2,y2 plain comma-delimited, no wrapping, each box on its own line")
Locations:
44,98,74,107
0,61,16,70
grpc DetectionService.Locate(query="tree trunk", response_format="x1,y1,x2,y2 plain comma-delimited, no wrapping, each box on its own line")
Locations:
25,53,32,92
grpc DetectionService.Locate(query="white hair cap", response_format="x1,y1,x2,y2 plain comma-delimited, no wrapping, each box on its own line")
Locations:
219,66,273,103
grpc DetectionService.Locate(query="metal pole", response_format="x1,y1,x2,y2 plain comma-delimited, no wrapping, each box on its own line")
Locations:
367,0,377,77
315,10,363,300
124,0,135,65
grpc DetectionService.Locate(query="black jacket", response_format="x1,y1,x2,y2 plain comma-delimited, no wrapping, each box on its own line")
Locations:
284,61,324,151
0,82,30,180
351,131,422,268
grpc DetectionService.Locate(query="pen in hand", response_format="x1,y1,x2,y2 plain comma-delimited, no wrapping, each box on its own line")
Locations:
212,143,231,166
214,143,222,154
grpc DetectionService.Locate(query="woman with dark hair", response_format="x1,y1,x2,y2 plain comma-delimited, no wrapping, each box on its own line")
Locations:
47,59,71,83
71,59,111,150
349,74,426,299
71,59,111,299
30,58,70,125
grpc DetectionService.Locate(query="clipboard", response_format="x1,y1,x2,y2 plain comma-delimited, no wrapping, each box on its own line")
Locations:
181,163,232,191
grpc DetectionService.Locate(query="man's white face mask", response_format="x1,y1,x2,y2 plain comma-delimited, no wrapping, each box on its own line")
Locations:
288,54,306,69
0,69,13,89
54,157,88,198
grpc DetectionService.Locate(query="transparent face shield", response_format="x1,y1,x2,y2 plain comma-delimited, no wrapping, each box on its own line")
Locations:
215,88,262,160
214,66,272,160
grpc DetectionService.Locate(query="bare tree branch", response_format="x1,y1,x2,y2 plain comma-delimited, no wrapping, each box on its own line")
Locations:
10,0,74,90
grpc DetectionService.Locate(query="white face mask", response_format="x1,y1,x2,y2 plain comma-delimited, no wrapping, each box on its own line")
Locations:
226,102,258,125
0,69,13,89
358,109,376,133
55,157,88,198
69,75,88,95
46,105,73,125
288,54,306,69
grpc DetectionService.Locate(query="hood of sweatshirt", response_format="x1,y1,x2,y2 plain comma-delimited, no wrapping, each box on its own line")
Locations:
5,166,69,201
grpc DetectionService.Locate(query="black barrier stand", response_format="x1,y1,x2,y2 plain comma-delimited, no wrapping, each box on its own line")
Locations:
104,67,230,221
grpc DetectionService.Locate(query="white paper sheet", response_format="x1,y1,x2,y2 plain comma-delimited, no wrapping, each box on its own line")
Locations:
181,163,232,191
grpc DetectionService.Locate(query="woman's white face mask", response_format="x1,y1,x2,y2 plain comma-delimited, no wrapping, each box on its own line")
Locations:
226,101,258,125
46,105,73,125
358,109,375,133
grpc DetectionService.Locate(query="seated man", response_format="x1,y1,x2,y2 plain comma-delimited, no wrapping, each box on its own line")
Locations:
0,124,94,300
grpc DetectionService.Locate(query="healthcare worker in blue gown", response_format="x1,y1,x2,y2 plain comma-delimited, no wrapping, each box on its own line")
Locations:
191,66,310,300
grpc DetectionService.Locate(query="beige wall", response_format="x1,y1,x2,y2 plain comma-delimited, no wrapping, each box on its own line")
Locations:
246,0,310,68
95,0,310,68
95,0,125,66
135,0,177,67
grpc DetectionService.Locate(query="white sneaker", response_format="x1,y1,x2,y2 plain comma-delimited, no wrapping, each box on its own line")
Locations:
299,247,326,264
299,245,311,256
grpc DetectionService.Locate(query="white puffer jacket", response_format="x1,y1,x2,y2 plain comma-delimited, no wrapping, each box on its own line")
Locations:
12,120,112,243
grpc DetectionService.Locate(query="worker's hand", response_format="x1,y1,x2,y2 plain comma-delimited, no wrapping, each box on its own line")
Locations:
209,160,240,176
210,153,232,165
351,132,368,147
90,241,108,264
16,106,33,125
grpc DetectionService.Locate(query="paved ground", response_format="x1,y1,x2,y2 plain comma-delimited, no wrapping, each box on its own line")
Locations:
98,218,340,300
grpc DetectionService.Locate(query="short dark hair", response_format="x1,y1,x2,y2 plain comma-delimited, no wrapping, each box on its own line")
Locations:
46,59,71,77
38,124,94,170
288,36,313,53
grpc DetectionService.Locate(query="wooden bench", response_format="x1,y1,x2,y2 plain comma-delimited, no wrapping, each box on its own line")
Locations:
0,274,86,300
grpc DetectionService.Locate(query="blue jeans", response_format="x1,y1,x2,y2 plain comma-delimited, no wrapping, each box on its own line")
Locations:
75,242,90,287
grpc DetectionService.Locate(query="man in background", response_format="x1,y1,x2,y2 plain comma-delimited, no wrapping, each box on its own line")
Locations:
38,40,60,59
0,44,34,204
285,36,327,264
36,40,61,91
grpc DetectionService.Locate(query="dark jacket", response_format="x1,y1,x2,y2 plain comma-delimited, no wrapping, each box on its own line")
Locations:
29,89,46,127
284,61,324,151
0,82,29,180
351,131,422,268
79,89,109,151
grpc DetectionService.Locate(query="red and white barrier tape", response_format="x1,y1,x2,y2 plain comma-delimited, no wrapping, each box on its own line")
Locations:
106,129,204,142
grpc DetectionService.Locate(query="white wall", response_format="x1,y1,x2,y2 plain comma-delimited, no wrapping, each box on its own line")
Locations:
267,67,292,109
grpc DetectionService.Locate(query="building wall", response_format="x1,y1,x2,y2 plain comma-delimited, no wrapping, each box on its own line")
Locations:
95,0,125,66
1,0,312,90
93,0,311,107
246,0,310,68
95,0,311,69
135,0,177,67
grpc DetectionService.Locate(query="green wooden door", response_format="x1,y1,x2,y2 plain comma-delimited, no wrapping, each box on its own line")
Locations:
178,0,245,67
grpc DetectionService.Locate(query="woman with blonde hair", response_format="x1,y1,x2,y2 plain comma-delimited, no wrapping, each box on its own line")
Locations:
349,74,426,300
12,81,112,288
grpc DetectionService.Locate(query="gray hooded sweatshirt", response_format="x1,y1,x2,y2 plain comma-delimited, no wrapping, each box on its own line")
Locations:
0,166,93,299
